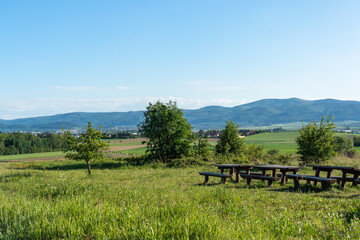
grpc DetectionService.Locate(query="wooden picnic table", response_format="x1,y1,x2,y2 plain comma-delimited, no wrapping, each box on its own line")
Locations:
214,164,253,183
307,165,360,188
253,165,301,185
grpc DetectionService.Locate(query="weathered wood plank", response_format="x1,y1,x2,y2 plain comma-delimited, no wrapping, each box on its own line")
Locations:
240,174,280,181
199,172,232,185
286,174,336,183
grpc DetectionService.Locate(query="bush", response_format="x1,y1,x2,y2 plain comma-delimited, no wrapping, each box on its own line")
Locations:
267,149,280,156
296,116,336,165
354,136,360,147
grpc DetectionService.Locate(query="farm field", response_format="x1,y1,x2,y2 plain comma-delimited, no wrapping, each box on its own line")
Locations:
1,133,358,162
109,133,360,155
1,158,360,239
0,151,65,162
244,132,299,153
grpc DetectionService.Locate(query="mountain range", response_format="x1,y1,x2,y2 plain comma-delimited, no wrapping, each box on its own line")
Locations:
1,98,360,132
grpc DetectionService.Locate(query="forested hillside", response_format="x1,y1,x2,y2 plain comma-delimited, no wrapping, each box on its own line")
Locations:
1,98,360,131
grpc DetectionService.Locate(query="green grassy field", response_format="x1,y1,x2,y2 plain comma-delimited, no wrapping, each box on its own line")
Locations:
0,151,64,161
118,147,147,155
244,132,299,153
0,158,360,239
112,133,360,155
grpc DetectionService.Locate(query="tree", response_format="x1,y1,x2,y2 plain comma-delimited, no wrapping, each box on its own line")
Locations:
138,101,194,162
296,116,336,164
216,121,245,155
194,137,211,157
353,136,360,147
62,122,109,175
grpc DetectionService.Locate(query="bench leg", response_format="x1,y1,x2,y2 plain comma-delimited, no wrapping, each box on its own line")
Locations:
204,175,209,185
280,172,286,185
235,169,240,183
247,177,251,185
261,170,266,182
314,170,320,186
341,171,347,189
294,178,299,190
221,177,227,184
267,180,273,187
352,173,359,187
321,182,330,190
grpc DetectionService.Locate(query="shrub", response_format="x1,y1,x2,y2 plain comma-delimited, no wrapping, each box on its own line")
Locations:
296,116,336,165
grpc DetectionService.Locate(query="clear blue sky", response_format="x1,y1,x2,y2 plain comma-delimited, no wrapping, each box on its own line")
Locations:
1,1,359,119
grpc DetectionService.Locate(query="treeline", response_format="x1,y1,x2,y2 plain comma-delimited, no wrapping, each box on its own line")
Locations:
0,132,63,155
101,131,140,139
195,129,272,138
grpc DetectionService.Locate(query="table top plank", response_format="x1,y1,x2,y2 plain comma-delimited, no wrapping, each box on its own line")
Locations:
254,165,300,170
214,164,253,168
307,165,360,172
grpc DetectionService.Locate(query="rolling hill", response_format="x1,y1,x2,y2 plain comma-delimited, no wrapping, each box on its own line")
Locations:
1,98,360,131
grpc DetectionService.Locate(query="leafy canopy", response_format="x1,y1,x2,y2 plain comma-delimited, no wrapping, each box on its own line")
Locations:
138,101,194,162
296,116,336,164
216,121,245,155
62,122,109,175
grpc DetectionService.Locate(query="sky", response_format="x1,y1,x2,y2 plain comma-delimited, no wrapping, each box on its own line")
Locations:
0,1,359,119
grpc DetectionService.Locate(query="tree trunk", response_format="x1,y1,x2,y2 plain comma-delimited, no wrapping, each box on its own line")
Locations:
86,161,91,175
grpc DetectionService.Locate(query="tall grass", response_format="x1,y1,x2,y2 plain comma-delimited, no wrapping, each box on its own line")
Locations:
0,158,360,239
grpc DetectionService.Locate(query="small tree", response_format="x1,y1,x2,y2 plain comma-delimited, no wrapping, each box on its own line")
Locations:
62,122,109,175
353,136,360,147
138,101,194,162
216,121,245,155
194,137,211,157
296,116,336,164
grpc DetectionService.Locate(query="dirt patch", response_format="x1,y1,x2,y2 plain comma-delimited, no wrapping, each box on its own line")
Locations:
108,145,145,151
104,138,147,144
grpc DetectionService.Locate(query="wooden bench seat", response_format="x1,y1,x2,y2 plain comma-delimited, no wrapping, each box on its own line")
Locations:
240,174,280,186
331,176,357,184
199,172,231,185
286,174,337,190
354,179,360,184
240,171,270,176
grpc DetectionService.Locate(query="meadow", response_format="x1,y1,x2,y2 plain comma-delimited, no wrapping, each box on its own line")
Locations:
1,157,360,239
1,133,360,239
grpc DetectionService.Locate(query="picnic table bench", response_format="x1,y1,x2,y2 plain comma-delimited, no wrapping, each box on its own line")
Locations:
307,165,360,189
286,174,337,190
199,172,232,185
240,173,280,186
241,165,300,186
214,164,253,183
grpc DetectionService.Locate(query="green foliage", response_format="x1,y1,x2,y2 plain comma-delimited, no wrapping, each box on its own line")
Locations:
0,132,62,156
244,143,265,162
354,136,360,147
296,116,336,164
138,101,194,162
333,136,357,158
193,137,211,157
267,149,280,155
62,122,109,175
216,121,245,155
